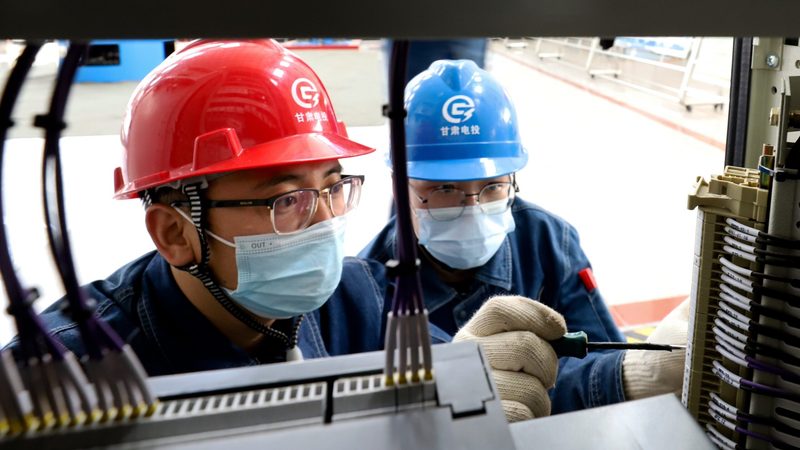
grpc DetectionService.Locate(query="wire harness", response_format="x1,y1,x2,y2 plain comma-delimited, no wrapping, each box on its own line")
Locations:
707,214,800,449
0,41,96,434
0,42,157,438
382,40,434,386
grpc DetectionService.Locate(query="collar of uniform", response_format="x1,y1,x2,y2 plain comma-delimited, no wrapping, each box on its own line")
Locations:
136,253,258,374
473,237,513,291
388,223,513,313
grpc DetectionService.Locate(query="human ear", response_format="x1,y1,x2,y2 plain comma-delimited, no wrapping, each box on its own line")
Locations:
145,204,199,267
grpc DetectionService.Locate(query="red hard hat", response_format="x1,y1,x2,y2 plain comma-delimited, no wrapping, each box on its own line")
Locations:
114,39,374,199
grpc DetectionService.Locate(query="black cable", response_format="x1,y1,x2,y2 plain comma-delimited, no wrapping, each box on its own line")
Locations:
747,340,800,369
749,301,800,330
37,42,125,359
724,38,751,168
0,41,67,360
383,40,434,383
759,234,800,250
0,43,40,307
386,39,421,315
36,42,157,417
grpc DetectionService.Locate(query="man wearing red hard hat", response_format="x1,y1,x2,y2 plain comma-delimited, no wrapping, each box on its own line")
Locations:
22,39,449,375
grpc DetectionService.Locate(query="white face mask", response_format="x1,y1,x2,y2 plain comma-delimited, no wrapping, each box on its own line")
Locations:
208,217,347,319
174,208,346,319
415,199,515,270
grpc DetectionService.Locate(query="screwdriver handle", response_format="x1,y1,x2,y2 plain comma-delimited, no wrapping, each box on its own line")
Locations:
549,331,588,358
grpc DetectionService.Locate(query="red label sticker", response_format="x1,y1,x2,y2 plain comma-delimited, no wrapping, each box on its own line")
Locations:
578,268,598,292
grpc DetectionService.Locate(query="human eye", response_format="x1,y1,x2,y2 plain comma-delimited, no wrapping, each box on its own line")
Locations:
484,183,505,193
435,185,458,195
329,180,344,195
274,191,301,211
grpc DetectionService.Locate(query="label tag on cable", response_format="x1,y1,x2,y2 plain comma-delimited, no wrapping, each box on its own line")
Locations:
578,268,598,292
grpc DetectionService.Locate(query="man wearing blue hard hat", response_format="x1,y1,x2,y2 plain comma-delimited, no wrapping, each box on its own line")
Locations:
361,60,689,422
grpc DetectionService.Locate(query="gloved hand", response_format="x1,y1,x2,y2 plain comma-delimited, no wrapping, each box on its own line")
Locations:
453,295,567,422
622,299,690,400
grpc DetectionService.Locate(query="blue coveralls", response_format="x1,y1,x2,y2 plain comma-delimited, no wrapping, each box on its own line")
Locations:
21,251,449,376
359,198,628,413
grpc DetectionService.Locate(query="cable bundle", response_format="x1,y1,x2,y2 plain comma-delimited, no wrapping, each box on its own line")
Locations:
382,40,433,386
0,41,98,434
0,42,156,438
707,217,800,449
38,42,156,422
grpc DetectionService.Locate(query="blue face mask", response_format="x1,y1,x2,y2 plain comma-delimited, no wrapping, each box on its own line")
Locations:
201,215,347,319
415,200,515,270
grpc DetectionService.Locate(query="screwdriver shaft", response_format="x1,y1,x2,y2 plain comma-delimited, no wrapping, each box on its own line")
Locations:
587,342,685,352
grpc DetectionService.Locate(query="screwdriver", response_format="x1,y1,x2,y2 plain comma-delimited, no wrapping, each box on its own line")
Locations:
550,331,686,358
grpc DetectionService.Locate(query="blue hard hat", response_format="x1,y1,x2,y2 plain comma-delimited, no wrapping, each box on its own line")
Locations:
403,59,528,181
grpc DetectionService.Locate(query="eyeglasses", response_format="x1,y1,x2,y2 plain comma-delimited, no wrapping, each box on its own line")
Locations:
172,175,364,235
411,180,518,221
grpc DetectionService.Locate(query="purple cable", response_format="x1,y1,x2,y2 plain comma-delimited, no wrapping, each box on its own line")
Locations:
734,425,790,448
713,360,800,404
746,356,800,384
742,377,800,403
39,43,124,357
713,319,800,384
710,400,794,448
386,40,423,315
710,393,772,425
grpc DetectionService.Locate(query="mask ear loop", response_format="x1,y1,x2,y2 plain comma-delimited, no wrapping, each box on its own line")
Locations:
173,182,303,354
171,206,235,248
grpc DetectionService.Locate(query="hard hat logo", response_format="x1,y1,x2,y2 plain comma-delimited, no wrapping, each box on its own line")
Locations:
442,95,475,124
291,78,320,109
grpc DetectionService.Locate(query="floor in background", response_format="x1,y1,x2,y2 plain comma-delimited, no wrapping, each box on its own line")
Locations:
0,41,388,139
490,39,730,150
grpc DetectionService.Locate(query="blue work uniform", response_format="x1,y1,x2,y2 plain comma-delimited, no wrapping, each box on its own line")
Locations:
17,251,448,377
359,198,628,414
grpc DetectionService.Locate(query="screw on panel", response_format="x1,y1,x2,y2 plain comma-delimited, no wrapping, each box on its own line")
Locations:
766,54,781,68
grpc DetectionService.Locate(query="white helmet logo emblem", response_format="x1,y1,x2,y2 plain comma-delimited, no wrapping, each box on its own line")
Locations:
291,78,319,109
442,95,475,124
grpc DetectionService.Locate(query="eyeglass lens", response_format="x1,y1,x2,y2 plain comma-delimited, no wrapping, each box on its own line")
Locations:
426,182,514,221
272,177,363,233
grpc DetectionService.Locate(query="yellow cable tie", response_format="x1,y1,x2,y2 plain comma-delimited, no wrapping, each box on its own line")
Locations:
40,412,56,429
100,407,119,423
0,419,9,435
144,401,160,417
70,411,87,427
130,403,147,419
384,375,395,387
8,419,24,435
117,405,133,421
88,409,103,423
424,369,434,381
23,413,41,431
57,413,71,427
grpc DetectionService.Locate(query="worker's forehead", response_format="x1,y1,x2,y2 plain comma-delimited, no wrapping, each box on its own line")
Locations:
410,175,509,188
208,160,343,192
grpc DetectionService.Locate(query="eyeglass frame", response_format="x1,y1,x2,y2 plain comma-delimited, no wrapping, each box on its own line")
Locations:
409,175,519,221
171,174,365,235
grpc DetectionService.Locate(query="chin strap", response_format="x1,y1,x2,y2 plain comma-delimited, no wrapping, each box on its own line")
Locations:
165,182,304,351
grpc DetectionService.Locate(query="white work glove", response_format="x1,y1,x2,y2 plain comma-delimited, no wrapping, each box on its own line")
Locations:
622,299,690,400
453,295,567,422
